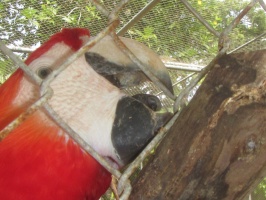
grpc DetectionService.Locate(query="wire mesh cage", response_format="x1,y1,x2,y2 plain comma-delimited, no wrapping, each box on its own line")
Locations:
0,0,266,199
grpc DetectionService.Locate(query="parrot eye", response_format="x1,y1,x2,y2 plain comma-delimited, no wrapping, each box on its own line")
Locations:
37,67,52,79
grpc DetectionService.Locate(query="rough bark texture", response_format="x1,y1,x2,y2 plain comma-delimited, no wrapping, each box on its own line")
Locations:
129,50,266,200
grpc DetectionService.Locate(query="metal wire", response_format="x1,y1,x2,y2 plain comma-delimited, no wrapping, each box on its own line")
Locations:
85,1,176,198
117,110,181,195
173,46,227,112
228,32,266,54
117,0,161,36
0,40,42,85
0,90,53,141
110,31,176,100
43,102,122,177
218,0,260,50
0,0,130,198
180,0,220,37
156,72,196,96
40,0,135,198
173,0,260,112
0,0,265,199
0,9,123,180
164,62,204,72
40,19,120,95
39,18,122,178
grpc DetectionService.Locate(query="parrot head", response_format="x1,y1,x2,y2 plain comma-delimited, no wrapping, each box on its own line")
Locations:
5,28,172,168
0,28,172,199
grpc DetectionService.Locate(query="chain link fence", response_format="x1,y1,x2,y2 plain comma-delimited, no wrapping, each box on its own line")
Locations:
0,0,266,199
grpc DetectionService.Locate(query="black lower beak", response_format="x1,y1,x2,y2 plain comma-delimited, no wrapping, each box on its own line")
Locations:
111,96,172,166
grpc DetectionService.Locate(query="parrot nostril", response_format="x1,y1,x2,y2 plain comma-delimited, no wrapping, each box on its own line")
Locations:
147,97,159,111
132,94,162,111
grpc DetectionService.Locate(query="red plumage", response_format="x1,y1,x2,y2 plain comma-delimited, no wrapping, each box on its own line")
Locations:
25,28,90,65
0,69,24,131
0,113,111,200
0,28,112,200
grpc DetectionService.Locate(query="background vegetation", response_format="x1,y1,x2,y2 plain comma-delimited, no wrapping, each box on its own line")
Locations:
0,0,266,199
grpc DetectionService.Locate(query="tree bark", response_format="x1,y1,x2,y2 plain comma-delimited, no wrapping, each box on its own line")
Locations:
129,50,266,200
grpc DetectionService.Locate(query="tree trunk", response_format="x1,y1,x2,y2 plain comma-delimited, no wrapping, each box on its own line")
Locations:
129,50,266,200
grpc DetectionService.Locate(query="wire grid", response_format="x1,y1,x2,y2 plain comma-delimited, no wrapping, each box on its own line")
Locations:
1,0,265,106
0,0,266,199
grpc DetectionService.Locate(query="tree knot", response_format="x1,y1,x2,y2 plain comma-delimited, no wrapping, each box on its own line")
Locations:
224,81,266,115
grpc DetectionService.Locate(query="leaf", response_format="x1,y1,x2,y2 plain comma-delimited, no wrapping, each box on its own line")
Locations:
62,16,75,23
21,7,38,19
143,26,155,36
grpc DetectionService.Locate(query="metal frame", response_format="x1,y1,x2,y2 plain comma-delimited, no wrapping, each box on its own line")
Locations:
0,0,264,199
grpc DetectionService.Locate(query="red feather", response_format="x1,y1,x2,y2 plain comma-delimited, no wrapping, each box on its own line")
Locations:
0,113,111,200
0,69,24,131
0,28,112,200
25,28,90,65
0,28,91,129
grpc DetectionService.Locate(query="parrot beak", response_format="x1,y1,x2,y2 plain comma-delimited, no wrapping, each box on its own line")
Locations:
85,35,174,95
83,35,174,167
111,95,172,167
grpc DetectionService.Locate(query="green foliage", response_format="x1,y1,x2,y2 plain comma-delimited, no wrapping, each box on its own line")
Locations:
128,26,157,47
255,178,266,198
1,0,265,61
0,0,105,46
0,55,14,84
0,0,266,198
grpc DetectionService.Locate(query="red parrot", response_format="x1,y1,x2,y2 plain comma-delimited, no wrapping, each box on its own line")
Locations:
0,28,172,200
